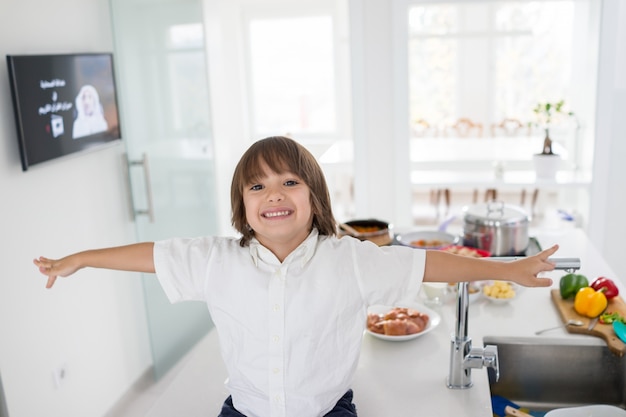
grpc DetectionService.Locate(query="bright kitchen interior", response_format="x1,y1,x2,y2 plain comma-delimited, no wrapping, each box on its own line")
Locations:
103,0,621,415
1,0,623,416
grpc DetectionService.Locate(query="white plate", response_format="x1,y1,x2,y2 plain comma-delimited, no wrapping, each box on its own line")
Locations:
395,231,459,249
366,303,441,341
546,405,626,417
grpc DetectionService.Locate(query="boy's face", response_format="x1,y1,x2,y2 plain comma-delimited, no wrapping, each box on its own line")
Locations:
243,162,314,256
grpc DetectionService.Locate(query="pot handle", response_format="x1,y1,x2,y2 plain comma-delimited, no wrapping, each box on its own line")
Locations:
486,200,505,216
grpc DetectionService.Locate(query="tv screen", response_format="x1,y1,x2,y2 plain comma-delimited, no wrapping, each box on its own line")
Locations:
6,53,122,171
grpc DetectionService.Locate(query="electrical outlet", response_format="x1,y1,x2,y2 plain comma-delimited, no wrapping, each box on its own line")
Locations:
52,364,67,389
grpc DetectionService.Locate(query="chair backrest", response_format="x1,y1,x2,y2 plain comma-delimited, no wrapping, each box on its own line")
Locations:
411,118,439,137
446,118,483,137
490,118,527,137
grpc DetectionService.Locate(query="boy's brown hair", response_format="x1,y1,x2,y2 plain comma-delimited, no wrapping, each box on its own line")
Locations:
231,136,337,246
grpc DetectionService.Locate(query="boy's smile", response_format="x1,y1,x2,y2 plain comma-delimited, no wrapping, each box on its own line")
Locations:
261,209,292,218
243,162,313,261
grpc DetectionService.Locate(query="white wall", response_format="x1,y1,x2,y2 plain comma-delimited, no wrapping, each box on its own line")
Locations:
0,1,152,416
589,0,626,285
349,0,412,226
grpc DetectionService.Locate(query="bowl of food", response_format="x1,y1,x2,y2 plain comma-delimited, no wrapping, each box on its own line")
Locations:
447,282,482,303
366,303,441,341
468,283,482,303
439,245,491,258
481,280,518,303
338,219,393,246
395,230,460,249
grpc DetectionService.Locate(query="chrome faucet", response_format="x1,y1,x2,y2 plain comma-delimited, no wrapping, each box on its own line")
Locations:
446,257,581,389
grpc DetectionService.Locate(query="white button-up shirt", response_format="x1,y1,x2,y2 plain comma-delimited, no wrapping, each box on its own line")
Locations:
154,229,426,417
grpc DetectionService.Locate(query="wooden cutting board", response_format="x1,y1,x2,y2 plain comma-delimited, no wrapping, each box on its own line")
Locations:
550,289,626,356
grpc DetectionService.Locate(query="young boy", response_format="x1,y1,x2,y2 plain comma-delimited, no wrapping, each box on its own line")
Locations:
35,136,557,417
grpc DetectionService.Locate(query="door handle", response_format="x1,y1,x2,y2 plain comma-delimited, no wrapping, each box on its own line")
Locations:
126,153,155,223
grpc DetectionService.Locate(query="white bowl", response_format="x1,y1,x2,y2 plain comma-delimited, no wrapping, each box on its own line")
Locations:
468,283,482,303
396,230,460,249
366,303,441,341
447,282,482,303
481,281,518,304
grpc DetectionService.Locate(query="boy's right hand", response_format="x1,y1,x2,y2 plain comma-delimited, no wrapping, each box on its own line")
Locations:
33,256,81,289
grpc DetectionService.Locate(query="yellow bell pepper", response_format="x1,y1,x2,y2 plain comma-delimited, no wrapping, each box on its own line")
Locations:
574,287,608,318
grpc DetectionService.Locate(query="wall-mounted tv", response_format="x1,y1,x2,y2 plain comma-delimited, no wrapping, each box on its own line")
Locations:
6,53,122,171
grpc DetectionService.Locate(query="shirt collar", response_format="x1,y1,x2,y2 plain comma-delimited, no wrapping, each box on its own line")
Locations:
248,228,319,269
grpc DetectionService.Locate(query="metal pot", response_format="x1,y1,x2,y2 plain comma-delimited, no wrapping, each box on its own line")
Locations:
462,202,529,256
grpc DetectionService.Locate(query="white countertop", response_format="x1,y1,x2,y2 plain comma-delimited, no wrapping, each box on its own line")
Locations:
351,227,619,417
152,228,619,417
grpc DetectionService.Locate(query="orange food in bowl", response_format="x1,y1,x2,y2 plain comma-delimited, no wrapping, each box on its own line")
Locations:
339,219,393,246
352,225,381,233
410,239,450,248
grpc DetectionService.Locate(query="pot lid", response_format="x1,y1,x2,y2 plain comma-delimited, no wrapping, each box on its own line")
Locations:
463,202,529,227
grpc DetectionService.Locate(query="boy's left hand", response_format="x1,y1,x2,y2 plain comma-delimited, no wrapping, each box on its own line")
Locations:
516,244,559,287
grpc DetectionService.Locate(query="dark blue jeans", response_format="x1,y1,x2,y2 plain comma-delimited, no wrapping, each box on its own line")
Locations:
218,389,358,417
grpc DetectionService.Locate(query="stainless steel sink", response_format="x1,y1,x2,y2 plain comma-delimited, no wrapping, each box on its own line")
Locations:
484,336,626,412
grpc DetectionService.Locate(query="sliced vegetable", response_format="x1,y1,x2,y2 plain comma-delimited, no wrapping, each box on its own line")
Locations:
574,287,608,318
599,312,626,324
559,273,589,299
590,277,619,299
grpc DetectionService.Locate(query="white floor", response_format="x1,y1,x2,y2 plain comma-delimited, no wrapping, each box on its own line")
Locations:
104,331,229,417
104,189,572,417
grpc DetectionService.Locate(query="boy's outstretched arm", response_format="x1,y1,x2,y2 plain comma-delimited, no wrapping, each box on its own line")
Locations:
34,242,155,289
423,244,559,287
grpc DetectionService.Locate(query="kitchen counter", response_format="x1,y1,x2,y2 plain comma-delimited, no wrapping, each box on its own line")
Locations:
146,228,621,417
351,227,621,416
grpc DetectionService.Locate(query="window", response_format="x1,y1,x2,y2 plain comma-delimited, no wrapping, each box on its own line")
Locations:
409,1,579,125
248,16,336,137
244,3,354,219
245,4,352,144
166,23,212,138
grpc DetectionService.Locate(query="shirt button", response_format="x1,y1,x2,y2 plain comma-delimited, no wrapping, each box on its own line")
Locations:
274,395,282,403
273,335,280,343
272,304,281,312
273,367,280,374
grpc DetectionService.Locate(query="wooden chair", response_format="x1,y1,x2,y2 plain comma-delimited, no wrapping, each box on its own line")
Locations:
520,189,540,217
490,118,526,137
485,118,524,201
446,117,484,138
413,120,450,217
446,118,484,206
411,118,439,138
430,188,450,218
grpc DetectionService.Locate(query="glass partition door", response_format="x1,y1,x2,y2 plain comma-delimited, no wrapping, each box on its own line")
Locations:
110,0,217,379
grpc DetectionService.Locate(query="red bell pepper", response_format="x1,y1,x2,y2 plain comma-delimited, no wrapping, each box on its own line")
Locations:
590,277,619,299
